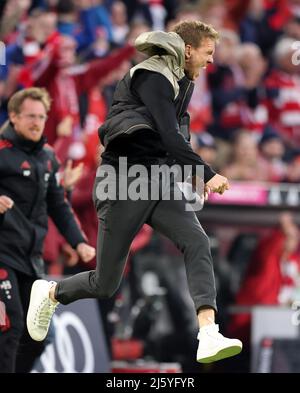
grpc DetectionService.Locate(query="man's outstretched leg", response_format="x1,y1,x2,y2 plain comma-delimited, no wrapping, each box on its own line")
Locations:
147,191,242,363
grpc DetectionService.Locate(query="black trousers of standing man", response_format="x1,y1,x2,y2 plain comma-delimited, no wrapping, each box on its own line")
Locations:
55,167,217,313
0,264,47,373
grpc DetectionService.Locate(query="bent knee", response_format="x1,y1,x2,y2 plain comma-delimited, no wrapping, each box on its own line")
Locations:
188,231,210,250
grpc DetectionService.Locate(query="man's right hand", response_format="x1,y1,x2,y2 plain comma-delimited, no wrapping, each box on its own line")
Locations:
0,196,14,214
76,243,96,263
206,174,229,195
63,160,84,191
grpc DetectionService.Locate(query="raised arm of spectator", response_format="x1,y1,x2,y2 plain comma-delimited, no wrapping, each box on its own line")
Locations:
19,36,62,88
76,44,136,93
0,0,31,41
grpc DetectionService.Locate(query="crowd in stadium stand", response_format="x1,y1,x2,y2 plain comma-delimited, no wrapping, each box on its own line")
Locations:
1,0,300,372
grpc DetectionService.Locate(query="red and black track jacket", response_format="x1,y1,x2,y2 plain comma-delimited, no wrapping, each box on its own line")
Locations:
0,123,86,277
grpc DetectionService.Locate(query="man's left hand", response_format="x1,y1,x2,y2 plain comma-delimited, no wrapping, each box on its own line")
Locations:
76,243,96,263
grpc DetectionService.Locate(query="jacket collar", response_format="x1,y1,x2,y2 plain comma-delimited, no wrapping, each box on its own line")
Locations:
1,122,46,154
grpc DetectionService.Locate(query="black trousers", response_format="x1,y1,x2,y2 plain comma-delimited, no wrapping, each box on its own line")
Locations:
0,264,47,373
55,171,217,313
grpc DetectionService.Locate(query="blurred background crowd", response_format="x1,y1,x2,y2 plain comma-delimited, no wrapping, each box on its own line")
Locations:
1,0,300,373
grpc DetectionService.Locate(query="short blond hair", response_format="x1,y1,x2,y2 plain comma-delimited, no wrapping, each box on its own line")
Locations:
8,87,51,114
172,20,219,48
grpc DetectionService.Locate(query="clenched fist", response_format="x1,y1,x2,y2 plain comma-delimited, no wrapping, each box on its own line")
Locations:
0,196,14,214
206,174,229,195
76,243,96,263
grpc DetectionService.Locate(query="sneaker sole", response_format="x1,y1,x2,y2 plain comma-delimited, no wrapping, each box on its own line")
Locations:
27,280,47,341
197,345,242,364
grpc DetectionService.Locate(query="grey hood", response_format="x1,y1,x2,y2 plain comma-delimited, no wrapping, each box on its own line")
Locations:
131,31,186,97
135,31,185,69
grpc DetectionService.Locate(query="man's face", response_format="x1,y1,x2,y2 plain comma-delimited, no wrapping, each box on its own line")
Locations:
184,37,215,81
9,98,47,142
58,36,76,68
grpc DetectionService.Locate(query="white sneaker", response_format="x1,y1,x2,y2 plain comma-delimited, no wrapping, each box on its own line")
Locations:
197,324,242,363
27,280,59,341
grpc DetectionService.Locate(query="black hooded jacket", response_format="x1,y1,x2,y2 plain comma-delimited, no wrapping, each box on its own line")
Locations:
100,70,216,183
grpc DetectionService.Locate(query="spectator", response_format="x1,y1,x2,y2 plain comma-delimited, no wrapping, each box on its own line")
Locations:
198,0,251,31
236,42,268,136
263,37,300,147
259,125,287,181
18,33,135,156
192,132,218,167
0,0,31,42
208,35,267,140
239,0,290,55
111,1,129,45
228,212,300,345
207,29,243,140
222,130,277,181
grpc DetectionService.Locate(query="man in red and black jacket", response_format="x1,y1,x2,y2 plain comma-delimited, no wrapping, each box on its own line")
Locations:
0,87,95,373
